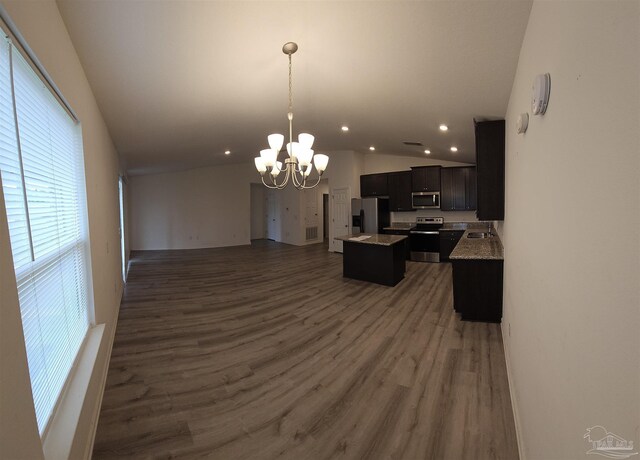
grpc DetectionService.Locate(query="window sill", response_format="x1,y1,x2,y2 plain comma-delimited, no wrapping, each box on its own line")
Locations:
42,324,106,460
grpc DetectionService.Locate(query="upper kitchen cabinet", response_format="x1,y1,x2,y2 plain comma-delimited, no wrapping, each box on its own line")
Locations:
388,171,413,212
441,167,477,211
360,173,389,197
411,166,441,192
475,120,505,220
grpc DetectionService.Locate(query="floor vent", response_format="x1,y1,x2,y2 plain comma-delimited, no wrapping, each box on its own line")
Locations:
306,226,318,241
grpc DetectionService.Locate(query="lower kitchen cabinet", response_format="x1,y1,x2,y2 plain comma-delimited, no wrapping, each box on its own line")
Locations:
384,229,411,260
439,230,465,261
452,259,503,323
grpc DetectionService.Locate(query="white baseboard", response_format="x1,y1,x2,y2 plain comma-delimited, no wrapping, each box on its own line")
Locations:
501,321,526,460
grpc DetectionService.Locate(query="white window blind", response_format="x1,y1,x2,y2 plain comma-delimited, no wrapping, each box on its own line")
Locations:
0,38,90,434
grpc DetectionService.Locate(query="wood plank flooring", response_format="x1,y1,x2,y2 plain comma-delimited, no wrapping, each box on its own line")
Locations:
93,240,518,459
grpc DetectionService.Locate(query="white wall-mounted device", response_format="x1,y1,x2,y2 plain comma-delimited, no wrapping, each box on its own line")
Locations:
531,73,551,115
516,113,529,134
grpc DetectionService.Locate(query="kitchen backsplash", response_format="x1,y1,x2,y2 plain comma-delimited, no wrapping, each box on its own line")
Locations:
391,210,479,223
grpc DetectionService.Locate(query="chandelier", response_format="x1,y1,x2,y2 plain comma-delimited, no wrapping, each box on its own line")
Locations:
254,42,329,189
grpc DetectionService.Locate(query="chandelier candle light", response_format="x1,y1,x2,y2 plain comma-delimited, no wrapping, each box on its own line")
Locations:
254,42,329,189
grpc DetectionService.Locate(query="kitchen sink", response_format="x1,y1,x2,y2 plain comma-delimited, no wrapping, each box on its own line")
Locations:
467,232,492,239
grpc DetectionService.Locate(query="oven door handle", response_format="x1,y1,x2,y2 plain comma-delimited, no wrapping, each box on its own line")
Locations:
410,231,440,235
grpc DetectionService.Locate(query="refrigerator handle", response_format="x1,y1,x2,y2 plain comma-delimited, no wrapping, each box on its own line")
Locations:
360,209,365,234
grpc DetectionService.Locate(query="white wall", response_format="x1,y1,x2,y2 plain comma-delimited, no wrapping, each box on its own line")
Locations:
498,2,639,459
129,163,256,250
0,0,123,458
323,151,365,252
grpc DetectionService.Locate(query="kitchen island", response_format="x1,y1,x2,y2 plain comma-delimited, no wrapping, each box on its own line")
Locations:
335,234,407,286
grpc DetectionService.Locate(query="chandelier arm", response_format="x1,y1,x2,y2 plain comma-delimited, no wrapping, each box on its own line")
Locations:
290,168,305,188
260,176,278,189
299,174,323,189
271,162,293,190
263,163,289,190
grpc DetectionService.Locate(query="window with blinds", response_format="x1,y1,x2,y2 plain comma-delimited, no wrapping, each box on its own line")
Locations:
0,38,91,434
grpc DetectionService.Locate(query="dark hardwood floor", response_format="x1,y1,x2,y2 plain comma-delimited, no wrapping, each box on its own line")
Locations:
93,240,518,459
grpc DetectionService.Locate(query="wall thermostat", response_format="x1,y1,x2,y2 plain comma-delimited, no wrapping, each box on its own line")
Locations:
531,73,551,115
516,113,529,134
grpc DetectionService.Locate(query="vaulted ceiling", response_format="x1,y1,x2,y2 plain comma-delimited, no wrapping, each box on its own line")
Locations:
56,0,532,175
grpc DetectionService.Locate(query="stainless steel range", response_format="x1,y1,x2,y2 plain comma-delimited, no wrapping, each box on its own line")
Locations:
409,217,444,262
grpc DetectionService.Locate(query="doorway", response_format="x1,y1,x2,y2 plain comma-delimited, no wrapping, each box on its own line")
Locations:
322,193,329,242
266,189,277,241
330,187,350,253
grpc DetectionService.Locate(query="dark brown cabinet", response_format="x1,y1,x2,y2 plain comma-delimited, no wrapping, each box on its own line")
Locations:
475,120,505,220
439,229,465,262
411,166,441,192
452,259,504,323
383,228,411,260
440,167,477,211
387,171,413,212
360,173,389,197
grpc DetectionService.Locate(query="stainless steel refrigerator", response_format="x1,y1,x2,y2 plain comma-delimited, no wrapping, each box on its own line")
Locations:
360,197,390,234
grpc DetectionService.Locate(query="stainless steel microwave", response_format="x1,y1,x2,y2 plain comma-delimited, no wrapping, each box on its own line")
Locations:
412,191,440,209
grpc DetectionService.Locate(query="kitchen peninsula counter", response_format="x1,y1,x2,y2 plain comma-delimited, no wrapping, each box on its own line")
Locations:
449,229,504,260
335,234,407,286
449,229,504,322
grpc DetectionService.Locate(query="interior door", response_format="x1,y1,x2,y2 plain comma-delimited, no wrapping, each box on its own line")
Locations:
331,187,350,253
266,189,276,240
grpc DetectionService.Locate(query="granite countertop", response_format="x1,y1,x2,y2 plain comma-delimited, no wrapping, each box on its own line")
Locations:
383,222,416,231
335,233,407,246
449,229,504,260
440,222,489,231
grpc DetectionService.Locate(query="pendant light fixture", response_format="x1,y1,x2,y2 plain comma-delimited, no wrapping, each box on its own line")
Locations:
254,42,329,189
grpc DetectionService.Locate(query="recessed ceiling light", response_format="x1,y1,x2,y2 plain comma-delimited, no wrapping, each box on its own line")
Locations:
341,126,349,132
439,124,449,131
450,146,458,152
424,149,431,154
224,150,231,155
369,146,375,151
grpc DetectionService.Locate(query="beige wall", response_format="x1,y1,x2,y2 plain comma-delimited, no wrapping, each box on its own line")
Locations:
0,0,123,457
498,1,640,458
131,158,343,250
129,163,256,250
250,183,266,240
129,150,478,252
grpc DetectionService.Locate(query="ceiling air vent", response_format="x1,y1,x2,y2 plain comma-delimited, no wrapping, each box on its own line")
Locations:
403,141,424,146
